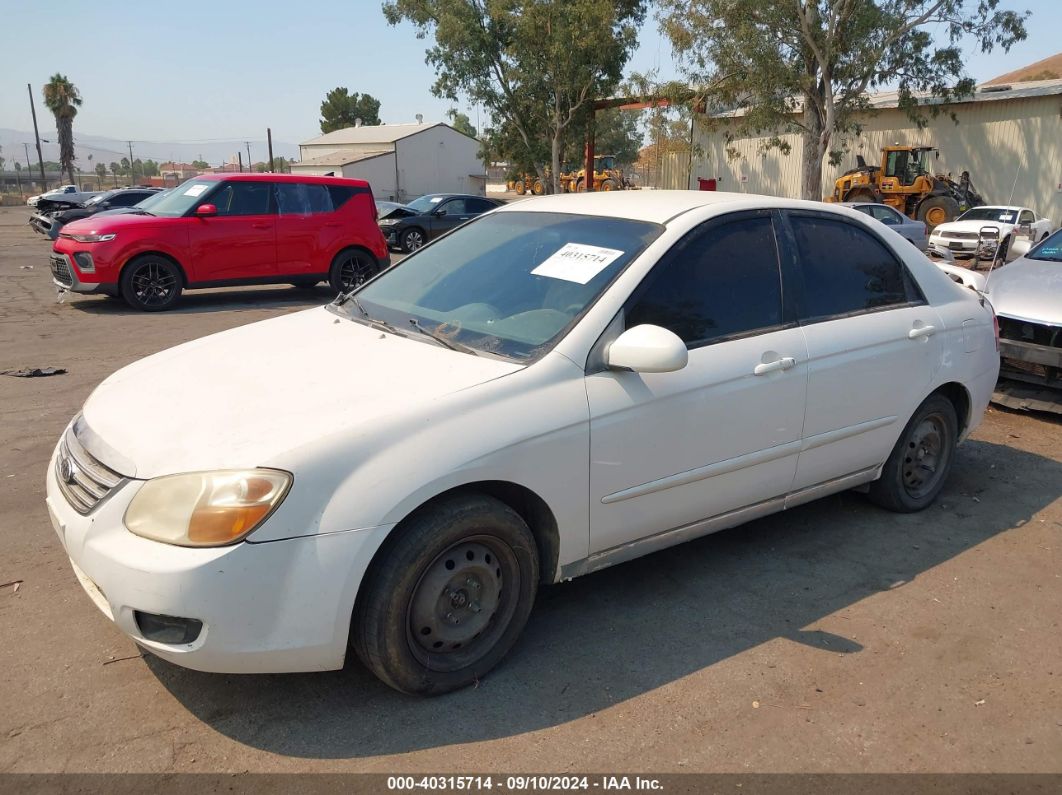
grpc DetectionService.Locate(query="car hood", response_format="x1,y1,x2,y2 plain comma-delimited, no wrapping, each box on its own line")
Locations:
81,307,523,479
61,212,168,235
987,257,1062,326
934,219,1017,235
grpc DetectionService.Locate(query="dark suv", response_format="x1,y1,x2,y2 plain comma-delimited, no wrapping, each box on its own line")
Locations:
378,194,502,252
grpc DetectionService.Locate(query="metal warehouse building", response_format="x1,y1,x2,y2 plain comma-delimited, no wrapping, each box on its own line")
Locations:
291,122,486,202
672,79,1062,223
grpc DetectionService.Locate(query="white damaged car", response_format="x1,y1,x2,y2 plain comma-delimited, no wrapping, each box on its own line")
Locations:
929,205,1054,261
46,192,1000,694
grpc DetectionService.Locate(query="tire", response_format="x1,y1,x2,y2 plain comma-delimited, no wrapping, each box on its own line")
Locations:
844,188,877,203
352,494,539,695
400,227,426,253
868,394,958,513
532,180,545,196
917,195,960,231
119,254,183,311
514,180,526,196
600,178,616,192
328,248,379,293
575,178,586,193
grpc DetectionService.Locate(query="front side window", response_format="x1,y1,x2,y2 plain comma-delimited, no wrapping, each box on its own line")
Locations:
207,181,273,216
275,182,332,215
789,215,911,320
340,211,662,361
626,216,784,347
438,199,469,216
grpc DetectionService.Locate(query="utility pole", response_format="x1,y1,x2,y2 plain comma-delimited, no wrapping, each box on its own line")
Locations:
127,141,136,186
267,128,274,172
245,141,252,172
28,83,46,186
237,151,243,173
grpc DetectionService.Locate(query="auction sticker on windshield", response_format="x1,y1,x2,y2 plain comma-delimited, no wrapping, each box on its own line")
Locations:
531,243,625,284
184,184,208,197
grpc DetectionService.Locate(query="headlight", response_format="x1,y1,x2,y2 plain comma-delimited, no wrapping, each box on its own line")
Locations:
68,232,116,243
124,469,292,547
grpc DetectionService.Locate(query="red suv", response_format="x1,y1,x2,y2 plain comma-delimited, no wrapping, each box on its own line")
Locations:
49,173,390,311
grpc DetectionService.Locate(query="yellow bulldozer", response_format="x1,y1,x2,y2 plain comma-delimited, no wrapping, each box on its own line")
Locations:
825,145,985,230
507,173,546,196
561,155,630,192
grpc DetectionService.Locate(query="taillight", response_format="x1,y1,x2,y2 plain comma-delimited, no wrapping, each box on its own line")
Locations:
992,312,1000,352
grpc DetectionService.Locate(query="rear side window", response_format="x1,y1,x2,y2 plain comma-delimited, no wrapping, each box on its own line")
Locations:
627,216,784,347
467,198,497,214
276,183,332,215
328,185,359,210
788,215,910,319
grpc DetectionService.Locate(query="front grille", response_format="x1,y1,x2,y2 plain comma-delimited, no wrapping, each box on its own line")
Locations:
944,232,980,240
998,317,1062,348
49,253,73,286
55,427,125,515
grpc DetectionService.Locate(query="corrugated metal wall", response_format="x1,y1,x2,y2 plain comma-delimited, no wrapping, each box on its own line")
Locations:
674,95,1062,223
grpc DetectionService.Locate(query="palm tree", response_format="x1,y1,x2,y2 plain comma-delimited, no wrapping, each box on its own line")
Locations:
42,74,82,186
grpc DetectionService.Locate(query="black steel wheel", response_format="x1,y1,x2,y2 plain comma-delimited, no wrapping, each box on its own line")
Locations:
869,394,958,512
328,248,379,293
400,228,426,253
120,255,182,311
352,494,538,695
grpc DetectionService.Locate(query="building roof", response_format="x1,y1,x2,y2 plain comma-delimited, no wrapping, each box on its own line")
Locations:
984,51,1062,85
294,149,393,168
301,122,453,147
718,78,1062,119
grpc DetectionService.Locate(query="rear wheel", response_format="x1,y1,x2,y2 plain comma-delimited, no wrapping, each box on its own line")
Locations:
868,394,958,513
917,196,960,231
575,178,586,193
120,255,182,312
352,494,538,695
328,248,379,293
532,179,545,196
514,180,526,195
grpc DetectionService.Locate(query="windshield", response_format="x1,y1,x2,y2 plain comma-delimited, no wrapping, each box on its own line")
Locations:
406,194,445,214
142,179,219,217
956,207,1020,223
336,211,663,361
1028,229,1062,262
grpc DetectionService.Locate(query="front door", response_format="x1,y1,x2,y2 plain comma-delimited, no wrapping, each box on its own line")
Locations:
780,211,942,490
189,180,276,281
427,198,473,240
586,212,809,555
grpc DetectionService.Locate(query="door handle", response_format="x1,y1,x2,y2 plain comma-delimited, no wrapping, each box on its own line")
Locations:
250,222,271,229
753,356,796,376
908,324,936,340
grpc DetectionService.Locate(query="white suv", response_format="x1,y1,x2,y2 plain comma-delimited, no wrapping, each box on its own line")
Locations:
46,191,1000,694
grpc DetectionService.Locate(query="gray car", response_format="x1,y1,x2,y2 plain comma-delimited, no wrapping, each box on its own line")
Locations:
842,202,928,251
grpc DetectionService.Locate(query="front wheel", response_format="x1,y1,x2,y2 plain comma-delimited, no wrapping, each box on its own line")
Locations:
120,255,183,311
400,228,426,253
328,248,379,293
352,494,539,695
868,394,958,512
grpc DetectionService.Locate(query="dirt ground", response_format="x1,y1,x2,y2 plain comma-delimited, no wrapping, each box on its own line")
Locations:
0,205,1059,774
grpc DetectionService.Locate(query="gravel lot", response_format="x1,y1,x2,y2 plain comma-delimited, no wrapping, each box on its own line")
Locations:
0,205,1059,774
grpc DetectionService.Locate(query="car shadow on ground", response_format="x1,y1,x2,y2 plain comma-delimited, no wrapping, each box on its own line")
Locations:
146,439,1061,759
63,286,338,315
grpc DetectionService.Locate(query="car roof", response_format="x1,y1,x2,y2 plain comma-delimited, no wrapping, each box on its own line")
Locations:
417,193,499,201
191,173,370,188
496,190,866,225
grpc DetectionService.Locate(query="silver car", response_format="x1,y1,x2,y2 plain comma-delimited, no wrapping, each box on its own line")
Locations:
842,202,928,251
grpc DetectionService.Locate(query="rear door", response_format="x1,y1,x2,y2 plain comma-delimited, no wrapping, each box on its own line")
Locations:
780,211,942,490
274,181,335,276
585,211,809,554
189,181,277,281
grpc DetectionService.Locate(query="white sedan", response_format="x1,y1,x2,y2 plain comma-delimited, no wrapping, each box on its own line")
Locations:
46,192,999,694
929,205,1054,261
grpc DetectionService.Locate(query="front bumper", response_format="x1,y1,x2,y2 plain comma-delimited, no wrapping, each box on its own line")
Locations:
48,251,105,295
29,212,61,239
930,235,978,254
45,436,393,674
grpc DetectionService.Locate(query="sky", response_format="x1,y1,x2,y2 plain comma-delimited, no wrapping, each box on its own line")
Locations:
2,0,1060,151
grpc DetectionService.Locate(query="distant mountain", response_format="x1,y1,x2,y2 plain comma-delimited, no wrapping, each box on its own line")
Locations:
983,51,1062,85
0,128,300,169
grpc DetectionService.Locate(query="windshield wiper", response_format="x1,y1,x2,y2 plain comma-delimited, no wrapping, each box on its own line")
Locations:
334,294,405,335
407,318,477,354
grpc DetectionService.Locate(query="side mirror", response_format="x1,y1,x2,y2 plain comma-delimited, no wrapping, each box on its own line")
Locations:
1017,222,1032,237
606,324,688,374
432,208,446,217
195,203,217,217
